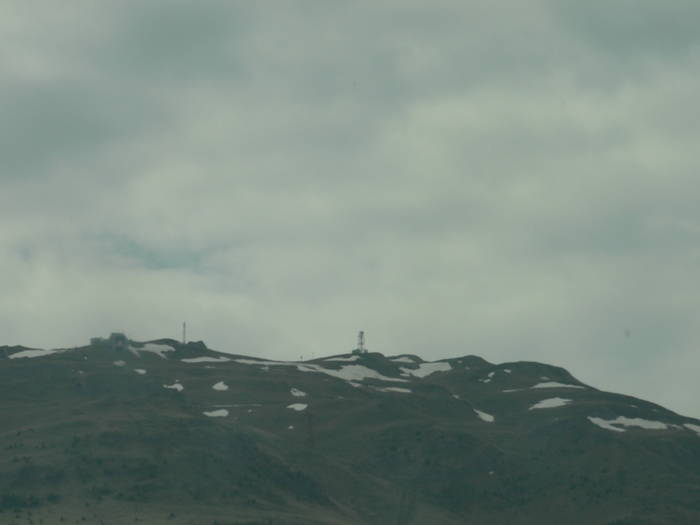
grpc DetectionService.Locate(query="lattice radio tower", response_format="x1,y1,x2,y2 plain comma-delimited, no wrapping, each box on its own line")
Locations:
353,330,367,355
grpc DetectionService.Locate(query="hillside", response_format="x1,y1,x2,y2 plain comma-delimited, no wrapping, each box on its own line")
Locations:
2,336,700,525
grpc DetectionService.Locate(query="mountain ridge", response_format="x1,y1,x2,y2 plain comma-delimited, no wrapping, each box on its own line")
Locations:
2,336,700,524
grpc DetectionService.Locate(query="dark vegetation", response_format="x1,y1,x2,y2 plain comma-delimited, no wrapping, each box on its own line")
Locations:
1,341,700,524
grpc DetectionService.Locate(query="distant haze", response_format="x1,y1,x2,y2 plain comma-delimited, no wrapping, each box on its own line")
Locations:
2,1,700,418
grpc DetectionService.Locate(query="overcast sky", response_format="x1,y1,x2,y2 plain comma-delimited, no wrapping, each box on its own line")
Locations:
2,1,700,418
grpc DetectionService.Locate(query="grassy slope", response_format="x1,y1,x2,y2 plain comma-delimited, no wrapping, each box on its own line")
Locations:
1,344,700,524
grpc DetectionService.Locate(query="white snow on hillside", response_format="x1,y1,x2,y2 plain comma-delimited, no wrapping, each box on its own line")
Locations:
303,364,409,383
588,417,625,432
291,388,307,397
9,349,56,359
588,416,667,432
235,358,272,365
134,369,147,375
212,381,228,391
235,359,408,383
390,356,417,363
532,381,585,389
475,409,495,422
163,382,184,392
181,356,231,363
131,343,174,359
321,355,360,362
376,387,411,394
287,403,308,411
113,360,126,367
400,362,452,378
684,423,700,436
203,409,228,417
529,397,572,410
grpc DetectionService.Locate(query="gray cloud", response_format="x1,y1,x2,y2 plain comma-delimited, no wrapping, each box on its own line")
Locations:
2,1,700,418
551,0,700,59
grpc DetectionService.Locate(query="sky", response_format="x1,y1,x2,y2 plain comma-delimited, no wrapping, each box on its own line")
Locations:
2,1,700,418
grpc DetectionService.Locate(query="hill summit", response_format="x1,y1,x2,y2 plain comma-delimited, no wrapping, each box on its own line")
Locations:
2,336,700,524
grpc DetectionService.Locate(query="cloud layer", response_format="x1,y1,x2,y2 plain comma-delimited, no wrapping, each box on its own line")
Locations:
2,1,700,417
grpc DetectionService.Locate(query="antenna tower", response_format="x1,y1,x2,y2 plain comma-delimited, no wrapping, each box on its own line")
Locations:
182,322,187,345
353,330,367,354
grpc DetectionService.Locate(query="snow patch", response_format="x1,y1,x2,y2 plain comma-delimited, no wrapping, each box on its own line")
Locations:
376,387,411,394
163,382,184,392
302,364,408,383
400,362,452,378
503,369,512,374
587,417,625,432
475,409,495,422
287,403,308,411
203,409,228,417
235,359,408,383
390,356,417,363
684,423,700,436
113,360,126,367
235,358,277,365
131,343,175,359
529,397,572,410
291,388,307,397
181,356,231,363
587,416,668,432
532,382,585,389
9,349,56,359
134,369,147,375
212,381,229,391
288,425,295,430
322,355,360,362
